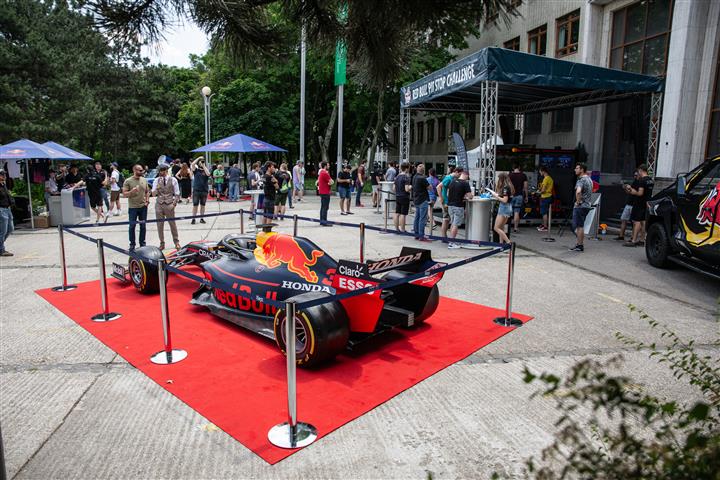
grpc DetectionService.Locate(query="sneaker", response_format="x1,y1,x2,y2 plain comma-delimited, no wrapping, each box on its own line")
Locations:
129,245,135,252
448,243,461,249
0,251,13,257
623,241,639,247
418,237,433,243
103,213,109,224
113,211,120,216
340,212,347,216
537,225,548,232
159,243,165,250
346,211,354,215
191,219,196,225
200,218,206,224
569,244,584,252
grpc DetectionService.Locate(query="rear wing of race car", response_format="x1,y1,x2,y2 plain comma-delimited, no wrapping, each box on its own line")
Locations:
366,247,441,275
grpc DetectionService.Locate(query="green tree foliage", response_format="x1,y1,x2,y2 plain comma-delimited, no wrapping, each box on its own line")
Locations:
0,1,193,168
517,306,720,479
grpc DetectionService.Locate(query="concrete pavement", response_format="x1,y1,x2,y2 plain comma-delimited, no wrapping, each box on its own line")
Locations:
1,193,717,479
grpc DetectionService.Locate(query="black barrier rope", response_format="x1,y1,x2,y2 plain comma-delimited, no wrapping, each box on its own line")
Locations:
63,208,243,229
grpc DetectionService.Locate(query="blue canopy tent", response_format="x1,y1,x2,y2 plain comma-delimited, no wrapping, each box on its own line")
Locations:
43,141,93,161
0,139,90,228
192,133,287,153
398,46,664,185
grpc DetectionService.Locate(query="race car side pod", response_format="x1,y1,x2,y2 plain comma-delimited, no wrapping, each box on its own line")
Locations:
150,259,188,365
268,300,318,449
51,225,78,292
91,238,122,323
492,242,523,328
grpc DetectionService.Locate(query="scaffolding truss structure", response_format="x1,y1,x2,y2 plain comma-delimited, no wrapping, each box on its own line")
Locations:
646,92,663,176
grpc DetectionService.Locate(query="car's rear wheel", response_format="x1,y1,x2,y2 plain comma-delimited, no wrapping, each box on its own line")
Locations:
273,292,350,368
646,222,673,268
129,246,166,294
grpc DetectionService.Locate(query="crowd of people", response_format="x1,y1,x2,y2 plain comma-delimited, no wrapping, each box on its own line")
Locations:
0,153,655,257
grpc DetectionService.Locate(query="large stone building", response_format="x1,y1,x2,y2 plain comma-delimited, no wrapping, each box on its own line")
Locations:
390,0,720,183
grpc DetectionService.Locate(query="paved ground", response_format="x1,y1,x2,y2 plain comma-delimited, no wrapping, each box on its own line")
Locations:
1,193,718,479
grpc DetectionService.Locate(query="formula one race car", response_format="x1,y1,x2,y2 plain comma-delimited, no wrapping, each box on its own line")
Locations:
112,226,446,367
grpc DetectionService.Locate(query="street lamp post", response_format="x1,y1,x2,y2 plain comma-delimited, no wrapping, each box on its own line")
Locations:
201,86,213,147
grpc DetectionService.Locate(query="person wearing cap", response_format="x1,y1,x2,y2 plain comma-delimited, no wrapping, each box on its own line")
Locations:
152,163,181,250
109,162,123,215
0,170,15,256
292,160,305,203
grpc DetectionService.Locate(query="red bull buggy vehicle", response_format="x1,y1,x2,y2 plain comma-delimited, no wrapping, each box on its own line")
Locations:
113,226,445,366
645,154,720,280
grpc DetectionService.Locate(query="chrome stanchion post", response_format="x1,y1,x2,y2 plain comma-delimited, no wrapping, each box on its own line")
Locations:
268,300,318,449
150,259,188,364
293,214,298,237
383,199,389,232
542,202,555,242
240,208,245,234
493,242,523,328
51,225,77,292
359,222,365,263
91,238,121,322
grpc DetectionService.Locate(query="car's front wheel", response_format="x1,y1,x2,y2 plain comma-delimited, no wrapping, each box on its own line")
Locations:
646,222,673,268
129,246,166,294
273,292,350,368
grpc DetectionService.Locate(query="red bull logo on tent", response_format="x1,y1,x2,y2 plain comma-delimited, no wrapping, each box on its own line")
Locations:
250,141,267,150
215,141,233,149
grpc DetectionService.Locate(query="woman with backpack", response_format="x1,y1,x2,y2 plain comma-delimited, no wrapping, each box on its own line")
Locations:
274,162,292,219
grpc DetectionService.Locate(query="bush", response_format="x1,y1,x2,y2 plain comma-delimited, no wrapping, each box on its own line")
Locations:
515,305,720,479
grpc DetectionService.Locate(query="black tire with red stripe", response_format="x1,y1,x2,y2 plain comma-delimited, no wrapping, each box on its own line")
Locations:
129,246,166,294
273,292,350,368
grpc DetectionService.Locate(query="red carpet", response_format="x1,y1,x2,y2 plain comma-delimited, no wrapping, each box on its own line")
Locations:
37,274,531,464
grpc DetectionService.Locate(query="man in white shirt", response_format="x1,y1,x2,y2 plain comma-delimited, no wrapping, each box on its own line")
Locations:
109,162,122,216
152,163,181,250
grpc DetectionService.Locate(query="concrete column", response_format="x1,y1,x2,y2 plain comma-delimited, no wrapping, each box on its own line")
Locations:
656,0,711,178
576,2,605,170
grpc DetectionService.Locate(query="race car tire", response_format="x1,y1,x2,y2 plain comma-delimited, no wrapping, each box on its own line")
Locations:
129,246,166,294
273,292,350,368
646,222,672,268
380,270,440,325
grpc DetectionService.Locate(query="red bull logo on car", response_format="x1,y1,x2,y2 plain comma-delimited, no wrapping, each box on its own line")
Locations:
254,232,324,283
697,181,720,228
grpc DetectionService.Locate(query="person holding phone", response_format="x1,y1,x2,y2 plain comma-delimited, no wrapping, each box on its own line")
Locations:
190,156,210,224
122,164,150,252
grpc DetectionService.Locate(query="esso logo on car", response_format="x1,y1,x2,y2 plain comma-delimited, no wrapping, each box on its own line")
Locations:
337,276,376,293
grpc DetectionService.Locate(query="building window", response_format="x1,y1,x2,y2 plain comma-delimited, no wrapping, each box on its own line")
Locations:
417,121,424,144
528,24,547,55
707,56,720,158
551,108,574,132
524,113,542,135
427,119,435,143
556,10,580,57
438,117,447,141
504,36,520,51
609,0,673,76
466,114,476,139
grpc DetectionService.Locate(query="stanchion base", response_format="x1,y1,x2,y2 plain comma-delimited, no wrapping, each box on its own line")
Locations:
150,349,188,365
91,312,122,322
268,422,318,449
51,285,78,292
541,237,556,242
492,317,524,328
